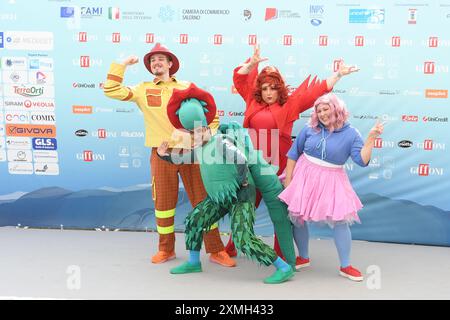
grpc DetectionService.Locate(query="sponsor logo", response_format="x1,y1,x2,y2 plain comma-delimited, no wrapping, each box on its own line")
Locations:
34,163,59,175
159,5,176,22
32,138,57,150
6,124,56,137
214,34,223,45
228,111,245,117
98,129,106,139
6,137,32,150
60,7,75,18
422,116,448,123
416,140,446,151
29,58,53,70
283,35,292,46
355,36,364,46
411,164,444,176
248,34,257,45
2,31,53,51
81,7,103,18
408,8,417,24
75,129,88,137
398,140,413,148
349,9,385,24
3,98,55,111
7,149,32,162
146,33,154,43
265,8,300,21
30,112,56,125
423,61,435,74
112,32,121,43
425,89,448,98
120,131,144,138
8,162,33,175
2,57,27,70
0,31,3,48
72,106,93,114
77,150,105,162
80,56,90,67
79,32,87,42
13,85,43,97
310,5,324,26
181,8,230,21
402,115,418,122
429,36,438,47
180,34,188,44
33,150,59,163
319,35,328,46
73,82,95,89
392,36,401,47
5,112,29,124
244,9,252,21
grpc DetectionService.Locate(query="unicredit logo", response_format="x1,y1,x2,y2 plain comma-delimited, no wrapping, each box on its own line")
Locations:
73,82,95,88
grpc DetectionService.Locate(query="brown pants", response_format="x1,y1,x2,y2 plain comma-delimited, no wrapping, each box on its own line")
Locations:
150,148,224,253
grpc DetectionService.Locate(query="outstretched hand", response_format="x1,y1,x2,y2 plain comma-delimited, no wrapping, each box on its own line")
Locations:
336,58,359,77
249,44,269,67
369,119,385,139
122,55,139,66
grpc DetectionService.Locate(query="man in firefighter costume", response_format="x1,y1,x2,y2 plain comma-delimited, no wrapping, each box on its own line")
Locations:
157,84,297,283
103,43,235,267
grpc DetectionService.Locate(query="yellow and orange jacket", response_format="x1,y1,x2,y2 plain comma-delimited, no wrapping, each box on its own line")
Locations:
103,62,219,149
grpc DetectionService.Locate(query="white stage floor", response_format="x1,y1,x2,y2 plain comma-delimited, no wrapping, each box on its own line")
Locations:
0,227,449,300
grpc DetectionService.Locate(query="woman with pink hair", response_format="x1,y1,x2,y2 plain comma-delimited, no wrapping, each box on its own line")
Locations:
278,93,384,281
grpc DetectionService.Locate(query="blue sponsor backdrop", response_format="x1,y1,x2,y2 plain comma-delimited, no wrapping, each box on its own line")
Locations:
0,0,449,246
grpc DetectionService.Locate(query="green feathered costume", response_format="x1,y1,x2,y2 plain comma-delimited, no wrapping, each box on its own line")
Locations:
161,84,295,283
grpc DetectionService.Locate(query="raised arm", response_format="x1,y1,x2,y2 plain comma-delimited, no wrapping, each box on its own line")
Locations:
103,55,140,102
233,45,267,103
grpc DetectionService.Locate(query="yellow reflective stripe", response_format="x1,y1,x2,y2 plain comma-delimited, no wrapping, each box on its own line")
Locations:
155,208,175,219
210,222,218,230
157,225,175,234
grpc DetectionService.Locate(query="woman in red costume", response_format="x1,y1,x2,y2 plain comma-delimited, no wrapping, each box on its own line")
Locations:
225,45,359,266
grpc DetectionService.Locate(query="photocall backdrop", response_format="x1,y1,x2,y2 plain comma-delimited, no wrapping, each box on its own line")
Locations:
1,0,449,246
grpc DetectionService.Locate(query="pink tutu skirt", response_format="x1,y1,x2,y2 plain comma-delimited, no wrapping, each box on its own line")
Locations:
278,154,362,226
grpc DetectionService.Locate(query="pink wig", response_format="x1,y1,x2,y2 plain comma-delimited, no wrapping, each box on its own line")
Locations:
308,93,349,132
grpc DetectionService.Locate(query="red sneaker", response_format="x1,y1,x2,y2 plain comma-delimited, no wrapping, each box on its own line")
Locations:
339,265,364,282
295,256,310,270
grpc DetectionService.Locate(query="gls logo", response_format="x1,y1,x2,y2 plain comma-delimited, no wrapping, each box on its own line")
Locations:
32,138,57,150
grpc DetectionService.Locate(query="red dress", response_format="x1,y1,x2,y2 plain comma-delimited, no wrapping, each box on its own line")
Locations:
233,64,332,176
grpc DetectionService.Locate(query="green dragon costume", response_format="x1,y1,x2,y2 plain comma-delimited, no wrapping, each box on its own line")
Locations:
160,84,295,284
